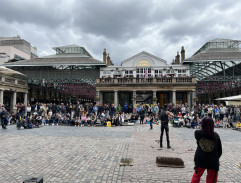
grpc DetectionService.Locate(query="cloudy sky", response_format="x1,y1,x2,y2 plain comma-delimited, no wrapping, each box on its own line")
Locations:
0,0,241,65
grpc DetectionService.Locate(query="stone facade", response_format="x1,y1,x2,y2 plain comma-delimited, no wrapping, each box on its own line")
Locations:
96,51,196,107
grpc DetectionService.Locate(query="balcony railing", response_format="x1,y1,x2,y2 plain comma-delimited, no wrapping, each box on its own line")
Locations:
97,77,196,84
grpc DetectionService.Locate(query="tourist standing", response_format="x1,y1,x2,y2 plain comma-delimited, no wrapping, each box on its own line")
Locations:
191,117,222,183
160,104,174,148
1,108,8,129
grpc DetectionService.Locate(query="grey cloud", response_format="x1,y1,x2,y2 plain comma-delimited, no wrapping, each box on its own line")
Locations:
0,0,241,65
0,0,71,28
73,0,158,41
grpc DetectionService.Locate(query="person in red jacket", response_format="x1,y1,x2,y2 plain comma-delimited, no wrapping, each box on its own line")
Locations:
191,117,222,183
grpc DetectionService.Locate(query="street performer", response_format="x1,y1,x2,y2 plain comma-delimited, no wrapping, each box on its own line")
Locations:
160,104,174,148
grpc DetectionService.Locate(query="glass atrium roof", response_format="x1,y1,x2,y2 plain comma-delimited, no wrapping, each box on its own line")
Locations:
183,39,241,81
53,45,92,57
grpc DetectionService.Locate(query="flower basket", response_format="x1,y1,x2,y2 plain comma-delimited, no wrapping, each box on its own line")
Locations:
153,97,158,101
94,97,100,101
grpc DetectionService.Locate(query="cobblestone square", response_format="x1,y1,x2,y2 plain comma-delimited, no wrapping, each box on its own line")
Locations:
0,124,240,183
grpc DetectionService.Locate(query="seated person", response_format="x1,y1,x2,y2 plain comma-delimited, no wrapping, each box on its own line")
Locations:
130,113,138,123
81,114,87,126
126,113,131,122
114,114,122,126
102,117,107,127
215,119,221,128
228,116,233,128
75,116,80,126
51,114,56,125
177,112,182,118
121,112,128,123
87,115,91,126
56,112,61,125
234,121,241,130
21,119,28,129
27,118,33,129
36,115,42,125
184,113,191,127
173,116,179,127
222,115,229,128
144,115,149,124
42,117,47,125
31,115,39,128
90,113,97,126
65,113,71,125
178,116,184,127
191,118,197,129
100,112,106,126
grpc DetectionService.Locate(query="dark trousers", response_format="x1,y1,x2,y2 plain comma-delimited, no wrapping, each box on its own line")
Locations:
1,118,7,128
150,121,153,129
140,117,144,124
160,123,170,146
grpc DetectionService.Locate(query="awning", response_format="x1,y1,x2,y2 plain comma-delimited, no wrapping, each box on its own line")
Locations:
225,101,241,106
215,95,241,101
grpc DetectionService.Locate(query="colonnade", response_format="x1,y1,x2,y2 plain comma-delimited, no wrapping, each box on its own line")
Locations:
96,89,196,107
0,89,28,112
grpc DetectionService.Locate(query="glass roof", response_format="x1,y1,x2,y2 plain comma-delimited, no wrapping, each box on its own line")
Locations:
193,38,241,56
184,39,241,81
53,45,92,57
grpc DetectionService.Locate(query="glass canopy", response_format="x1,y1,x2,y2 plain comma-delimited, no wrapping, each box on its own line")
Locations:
53,45,92,57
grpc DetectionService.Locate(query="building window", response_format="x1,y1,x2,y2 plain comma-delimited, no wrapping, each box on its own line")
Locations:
103,70,111,77
136,68,151,78
155,70,163,77
124,70,133,77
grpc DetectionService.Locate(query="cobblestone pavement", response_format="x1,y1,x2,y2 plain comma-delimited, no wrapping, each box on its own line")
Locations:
0,123,240,183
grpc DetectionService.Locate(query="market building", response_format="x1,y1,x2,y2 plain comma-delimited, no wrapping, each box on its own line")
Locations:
96,48,196,107
3,45,106,103
183,38,241,104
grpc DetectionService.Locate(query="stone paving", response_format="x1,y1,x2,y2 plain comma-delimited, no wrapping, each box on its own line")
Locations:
0,123,240,183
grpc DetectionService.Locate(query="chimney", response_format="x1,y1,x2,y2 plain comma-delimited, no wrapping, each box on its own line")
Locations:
103,48,107,63
181,46,185,62
176,51,180,64
107,53,111,66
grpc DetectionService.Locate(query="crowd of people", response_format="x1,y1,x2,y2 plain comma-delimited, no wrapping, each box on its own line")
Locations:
1,102,241,131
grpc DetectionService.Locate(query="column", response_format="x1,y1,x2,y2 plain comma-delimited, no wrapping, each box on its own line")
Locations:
192,89,196,105
99,92,103,105
10,91,17,112
153,90,157,104
96,90,100,103
24,92,28,106
187,92,191,109
96,90,100,98
114,90,118,107
208,95,211,105
172,90,176,105
132,90,137,107
0,89,3,105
